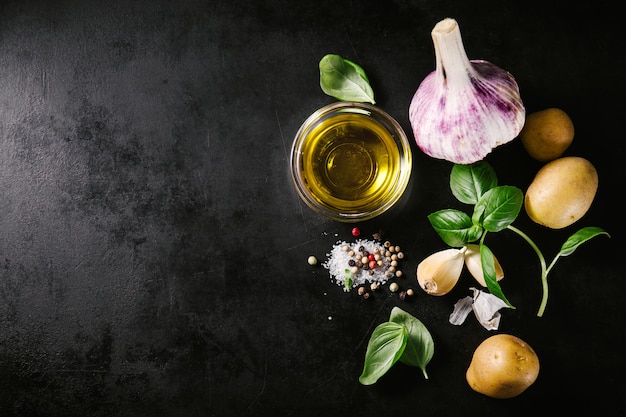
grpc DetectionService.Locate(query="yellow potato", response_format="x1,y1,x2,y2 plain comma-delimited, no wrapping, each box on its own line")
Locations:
524,156,598,229
466,334,540,399
519,108,574,162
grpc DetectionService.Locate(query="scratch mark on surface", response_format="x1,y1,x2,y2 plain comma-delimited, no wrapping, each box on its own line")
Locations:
284,238,316,252
296,198,309,233
275,109,288,161
286,361,350,416
41,68,49,99
49,369,108,374
277,108,310,233
344,27,361,63
240,356,267,416
355,296,394,352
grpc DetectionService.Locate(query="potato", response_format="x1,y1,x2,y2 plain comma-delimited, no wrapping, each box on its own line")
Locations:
466,334,540,399
524,156,598,229
519,108,574,162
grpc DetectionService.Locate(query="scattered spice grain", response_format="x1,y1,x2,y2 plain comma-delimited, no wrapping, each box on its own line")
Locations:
322,238,405,292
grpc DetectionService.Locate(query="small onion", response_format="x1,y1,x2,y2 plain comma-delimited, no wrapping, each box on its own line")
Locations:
409,18,525,164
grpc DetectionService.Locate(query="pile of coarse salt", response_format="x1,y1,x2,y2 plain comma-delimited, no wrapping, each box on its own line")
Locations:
322,238,404,291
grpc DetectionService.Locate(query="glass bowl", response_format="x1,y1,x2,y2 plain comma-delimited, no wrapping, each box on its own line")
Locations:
290,102,412,222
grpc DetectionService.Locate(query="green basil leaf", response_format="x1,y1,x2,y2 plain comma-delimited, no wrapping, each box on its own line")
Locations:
480,244,515,308
344,269,353,290
450,162,498,204
473,186,523,232
389,307,434,379
344,58,370,83
428,209,483,247
359,321,407,385
558,226,610,257
319,54,375,104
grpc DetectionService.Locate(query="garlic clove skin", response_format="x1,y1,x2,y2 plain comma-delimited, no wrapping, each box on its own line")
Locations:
464,244,504,287
417,247,466,296
409,18,525,164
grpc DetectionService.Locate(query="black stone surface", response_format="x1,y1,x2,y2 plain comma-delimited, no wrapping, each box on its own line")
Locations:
0,0,624,416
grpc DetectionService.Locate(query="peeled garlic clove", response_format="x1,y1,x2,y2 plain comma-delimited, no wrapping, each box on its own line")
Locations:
464,244,504,287
417,248,466,296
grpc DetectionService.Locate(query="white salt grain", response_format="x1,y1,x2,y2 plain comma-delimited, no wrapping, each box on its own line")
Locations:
322,239,400,291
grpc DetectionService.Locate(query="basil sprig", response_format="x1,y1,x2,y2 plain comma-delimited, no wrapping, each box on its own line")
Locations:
319,54,375,104
428,161,610,316
359,307,434,385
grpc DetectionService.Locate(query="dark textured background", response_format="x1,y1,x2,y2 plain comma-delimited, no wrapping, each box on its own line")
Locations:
0,0,624,416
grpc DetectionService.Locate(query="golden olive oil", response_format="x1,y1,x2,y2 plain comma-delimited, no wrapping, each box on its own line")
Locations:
298,113,402,214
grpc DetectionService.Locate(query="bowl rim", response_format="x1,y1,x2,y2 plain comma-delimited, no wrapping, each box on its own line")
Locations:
290,101,412,222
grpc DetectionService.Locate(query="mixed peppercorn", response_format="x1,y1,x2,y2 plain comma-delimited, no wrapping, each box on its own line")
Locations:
314,227,415,300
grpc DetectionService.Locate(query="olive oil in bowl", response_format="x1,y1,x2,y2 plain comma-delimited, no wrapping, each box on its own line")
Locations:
291,102,412,222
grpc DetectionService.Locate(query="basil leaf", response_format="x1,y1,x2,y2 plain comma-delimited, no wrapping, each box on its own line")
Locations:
319,54,376,104
480,244,514,308
450,162,498,204
359,321,407,385
558,226,610,257
344,269,353,290
389,307,434,379
473,186,523,232
344,58,370,83
428,209,483,247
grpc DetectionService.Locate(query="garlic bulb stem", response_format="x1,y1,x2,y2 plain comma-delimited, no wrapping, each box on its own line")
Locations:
432,18,475,85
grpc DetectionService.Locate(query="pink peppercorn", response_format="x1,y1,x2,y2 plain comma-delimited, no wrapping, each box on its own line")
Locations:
351,227,361,237
368,253,375,261
368,260,377,269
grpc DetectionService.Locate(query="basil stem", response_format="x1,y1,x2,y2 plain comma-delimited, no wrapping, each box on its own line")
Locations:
507,225,549,316
507,225,609,317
